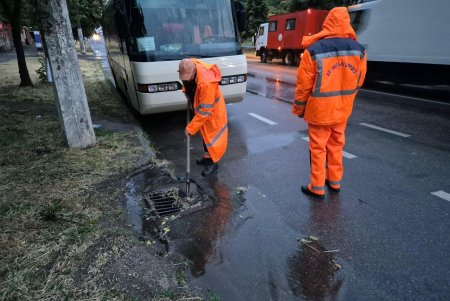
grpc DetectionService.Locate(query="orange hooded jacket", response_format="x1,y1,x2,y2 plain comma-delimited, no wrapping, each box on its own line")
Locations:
186,59,228,163
292,7,367,125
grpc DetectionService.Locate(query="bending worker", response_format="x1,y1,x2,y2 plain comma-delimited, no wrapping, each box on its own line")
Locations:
293,7,367,198
179,58,228,177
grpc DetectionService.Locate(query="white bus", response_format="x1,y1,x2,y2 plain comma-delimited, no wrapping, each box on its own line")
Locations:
103,0,247,114
348,0,450,84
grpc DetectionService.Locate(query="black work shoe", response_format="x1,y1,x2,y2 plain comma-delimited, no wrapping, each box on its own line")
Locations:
196,157,213,166
202,163,218,177
301,185,325,199
325,180,341,193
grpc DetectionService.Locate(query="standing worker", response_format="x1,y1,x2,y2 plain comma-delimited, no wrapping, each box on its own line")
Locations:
179,58,228,177
293,7,367,198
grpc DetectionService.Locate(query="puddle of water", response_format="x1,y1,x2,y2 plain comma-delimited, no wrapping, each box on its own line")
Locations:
169,185,345,301
288,240,343,300
247,75,296,104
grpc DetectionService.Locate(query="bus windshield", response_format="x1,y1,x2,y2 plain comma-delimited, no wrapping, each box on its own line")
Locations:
128,0,242,62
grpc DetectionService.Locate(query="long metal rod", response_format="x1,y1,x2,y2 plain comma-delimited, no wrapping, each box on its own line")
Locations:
186,103,190,194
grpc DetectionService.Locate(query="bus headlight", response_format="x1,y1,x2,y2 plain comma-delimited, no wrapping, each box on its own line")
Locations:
220,74,247,85
137,82,182,93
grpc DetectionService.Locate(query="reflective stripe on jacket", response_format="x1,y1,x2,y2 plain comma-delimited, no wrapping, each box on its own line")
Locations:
186,59,228,163
292,7,367,125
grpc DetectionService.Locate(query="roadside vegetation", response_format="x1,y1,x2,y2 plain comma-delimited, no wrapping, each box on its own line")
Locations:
0,55,197,300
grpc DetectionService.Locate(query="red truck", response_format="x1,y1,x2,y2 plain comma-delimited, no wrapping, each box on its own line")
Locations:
256,9,329,66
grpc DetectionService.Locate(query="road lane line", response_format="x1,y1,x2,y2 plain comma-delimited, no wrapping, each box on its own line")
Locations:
301,136,357,159
359,123,411,137
343,151,358,159
248,113,277,125
431,190,450,202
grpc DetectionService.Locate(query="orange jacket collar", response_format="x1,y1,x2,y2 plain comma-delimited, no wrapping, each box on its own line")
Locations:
302,7,357,48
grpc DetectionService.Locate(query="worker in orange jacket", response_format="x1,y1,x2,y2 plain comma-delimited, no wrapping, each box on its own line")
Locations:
293,7,367,198
179,58,228,176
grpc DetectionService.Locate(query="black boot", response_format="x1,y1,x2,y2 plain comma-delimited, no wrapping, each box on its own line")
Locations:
196,157,213,166
301,185,325,199
202,163,218,177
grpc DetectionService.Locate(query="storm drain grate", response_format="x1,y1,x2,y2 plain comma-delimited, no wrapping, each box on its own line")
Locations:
143,189,180,217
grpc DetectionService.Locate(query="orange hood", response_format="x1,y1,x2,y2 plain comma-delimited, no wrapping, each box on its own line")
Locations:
302,7,357,48
191,58,222,84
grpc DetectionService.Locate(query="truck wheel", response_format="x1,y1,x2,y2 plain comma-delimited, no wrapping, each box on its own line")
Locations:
294,53,301,66
285,51,295,66
260,50,267,63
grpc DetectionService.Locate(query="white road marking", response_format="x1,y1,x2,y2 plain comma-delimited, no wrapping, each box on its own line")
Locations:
301,136,357,159
343,151,357,159
248,113,277,125
359,123,411,137
431,190,450,202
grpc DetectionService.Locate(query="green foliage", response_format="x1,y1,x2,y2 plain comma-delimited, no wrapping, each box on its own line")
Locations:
0,0,104,38
264,0,351,15
35,55,47,83
67,0,104,38
245,0,269,37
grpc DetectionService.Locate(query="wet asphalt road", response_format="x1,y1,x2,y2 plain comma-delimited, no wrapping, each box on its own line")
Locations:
90,39,450,300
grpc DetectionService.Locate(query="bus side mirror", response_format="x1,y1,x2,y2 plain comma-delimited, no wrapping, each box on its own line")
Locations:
235,1,246,32
114,10,129,39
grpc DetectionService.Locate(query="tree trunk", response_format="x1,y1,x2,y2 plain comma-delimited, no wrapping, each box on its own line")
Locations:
0,0,33,86
10,22,33,86
35,0,96,149
77,18,86,54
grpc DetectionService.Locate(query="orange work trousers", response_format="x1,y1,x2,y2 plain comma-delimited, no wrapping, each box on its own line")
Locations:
307,122,347,195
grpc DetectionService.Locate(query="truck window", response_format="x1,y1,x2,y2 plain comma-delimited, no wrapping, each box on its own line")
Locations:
269,21,277,32
258,26,265,36
285,18,296,31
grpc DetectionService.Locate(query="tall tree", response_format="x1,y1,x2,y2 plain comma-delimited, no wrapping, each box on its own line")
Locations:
245,0,269,37
265,0,290,15
67,0,103,38
0,0,33,86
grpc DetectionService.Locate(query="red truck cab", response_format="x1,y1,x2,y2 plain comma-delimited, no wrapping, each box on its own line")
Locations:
261,9,329,65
